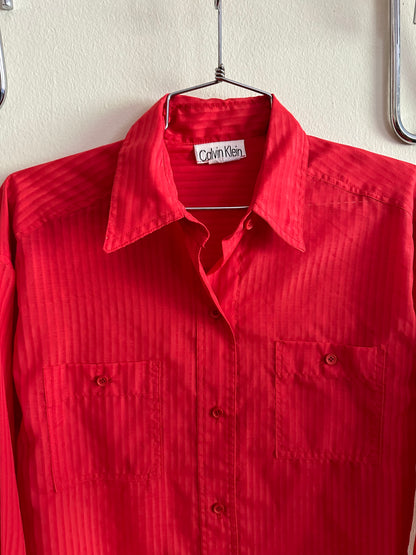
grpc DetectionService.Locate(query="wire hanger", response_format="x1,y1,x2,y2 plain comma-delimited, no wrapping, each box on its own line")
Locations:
165,1,273,211
390,0,416,143
0,0,13,110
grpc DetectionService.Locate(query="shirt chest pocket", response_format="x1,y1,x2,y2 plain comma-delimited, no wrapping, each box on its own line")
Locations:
274,340,386,464
42,360,162,492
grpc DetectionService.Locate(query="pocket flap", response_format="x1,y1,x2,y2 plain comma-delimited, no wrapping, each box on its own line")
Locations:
275,340,384,386
43,360,159,406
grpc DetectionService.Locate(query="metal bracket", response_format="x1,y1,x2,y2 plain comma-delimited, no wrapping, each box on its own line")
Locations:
0,0,13,110
390,0,416,143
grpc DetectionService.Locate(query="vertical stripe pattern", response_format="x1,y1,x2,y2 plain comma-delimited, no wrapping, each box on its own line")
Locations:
0,94,415,554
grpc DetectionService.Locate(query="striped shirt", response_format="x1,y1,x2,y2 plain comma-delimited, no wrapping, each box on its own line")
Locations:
1,93,416,554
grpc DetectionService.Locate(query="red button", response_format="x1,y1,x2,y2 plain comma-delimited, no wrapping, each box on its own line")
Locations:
210,406,225,419
324,353,338,366
95,375,110,386
244,217,254,230
209,307,221,319
211,503,225,515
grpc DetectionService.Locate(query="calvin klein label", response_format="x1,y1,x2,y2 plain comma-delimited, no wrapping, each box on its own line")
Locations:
194,140,246,165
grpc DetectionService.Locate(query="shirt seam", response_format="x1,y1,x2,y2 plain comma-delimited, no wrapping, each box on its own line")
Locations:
307,169,413,216
163,131,267,145
168,97,269,112
13,191,113,240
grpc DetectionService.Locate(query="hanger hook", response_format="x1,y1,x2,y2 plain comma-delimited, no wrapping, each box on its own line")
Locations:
214,0,224,79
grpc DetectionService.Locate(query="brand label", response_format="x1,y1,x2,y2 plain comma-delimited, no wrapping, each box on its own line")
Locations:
194,140,246,164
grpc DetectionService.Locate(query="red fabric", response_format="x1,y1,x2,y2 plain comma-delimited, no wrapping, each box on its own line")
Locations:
1,93,416,554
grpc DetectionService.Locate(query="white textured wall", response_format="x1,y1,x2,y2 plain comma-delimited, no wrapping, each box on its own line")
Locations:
1,0,416,552
2,0,416,185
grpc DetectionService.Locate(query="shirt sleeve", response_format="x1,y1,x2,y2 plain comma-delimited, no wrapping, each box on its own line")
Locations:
0,177,26,554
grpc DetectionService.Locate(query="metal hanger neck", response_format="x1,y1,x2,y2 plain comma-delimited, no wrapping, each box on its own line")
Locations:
165,0,271,211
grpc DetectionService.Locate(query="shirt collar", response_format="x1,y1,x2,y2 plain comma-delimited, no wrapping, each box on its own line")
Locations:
103,93,308,254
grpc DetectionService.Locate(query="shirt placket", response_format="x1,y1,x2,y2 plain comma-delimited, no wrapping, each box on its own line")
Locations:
183,220,240,555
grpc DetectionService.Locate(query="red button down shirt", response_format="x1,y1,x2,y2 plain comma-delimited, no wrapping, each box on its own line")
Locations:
1,93,416,555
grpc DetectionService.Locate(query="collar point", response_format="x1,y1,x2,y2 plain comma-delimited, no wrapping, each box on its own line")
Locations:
103,234,117,254
293,235,306,253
